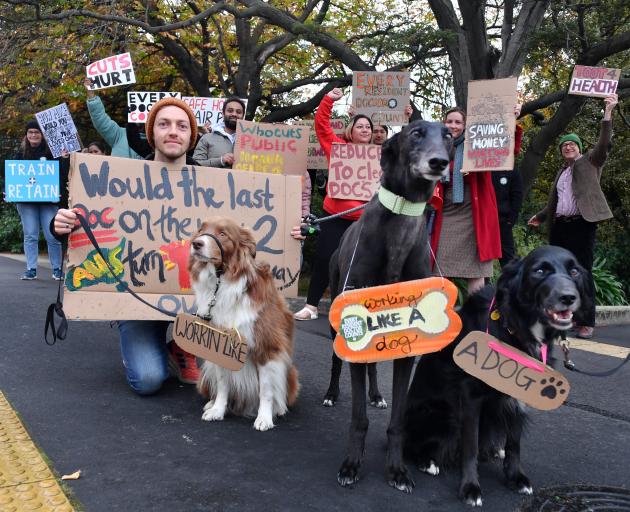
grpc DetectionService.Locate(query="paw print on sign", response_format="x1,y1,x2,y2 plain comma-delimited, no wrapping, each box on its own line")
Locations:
539,376,567,400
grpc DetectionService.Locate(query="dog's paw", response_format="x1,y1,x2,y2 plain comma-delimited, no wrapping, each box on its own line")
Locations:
460,482,483,507
506,472,532,495
202,400,215,411
419,460,440,476
253,415,275,431
201,406,225,422
386,466,415,494
337,458,360,487
369,396,388,409
322,394,337,407
495,449,505,460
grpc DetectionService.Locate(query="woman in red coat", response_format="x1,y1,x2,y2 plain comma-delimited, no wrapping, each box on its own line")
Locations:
293,88,373,320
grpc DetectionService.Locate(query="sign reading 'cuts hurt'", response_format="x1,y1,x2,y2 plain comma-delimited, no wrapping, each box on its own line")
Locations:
329,277,462,363
327,143,382,201
86,53,136,90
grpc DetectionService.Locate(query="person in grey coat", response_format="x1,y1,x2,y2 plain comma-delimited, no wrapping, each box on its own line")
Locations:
528,93,617,339
193,97,245,167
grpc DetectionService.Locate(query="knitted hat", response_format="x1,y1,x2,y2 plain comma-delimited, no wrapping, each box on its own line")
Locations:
145,97,198,151
25,119,40,134
558,133,583,153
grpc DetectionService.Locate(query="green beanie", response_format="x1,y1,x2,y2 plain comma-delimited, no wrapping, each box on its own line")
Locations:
558,133,583,153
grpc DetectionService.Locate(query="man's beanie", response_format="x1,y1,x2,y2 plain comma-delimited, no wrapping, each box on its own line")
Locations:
25,119,40,134
558,133,583,153
145,97,198,150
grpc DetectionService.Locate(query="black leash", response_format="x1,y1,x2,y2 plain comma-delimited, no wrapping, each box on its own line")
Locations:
300,203,367,236
44,214,226,344
561,339,630,377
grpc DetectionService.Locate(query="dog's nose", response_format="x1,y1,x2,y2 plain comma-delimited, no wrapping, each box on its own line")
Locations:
429,157,449,171
192,240,204,251
559,293,577,306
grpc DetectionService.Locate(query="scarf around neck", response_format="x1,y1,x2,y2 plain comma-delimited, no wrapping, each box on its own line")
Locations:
442,133,465,204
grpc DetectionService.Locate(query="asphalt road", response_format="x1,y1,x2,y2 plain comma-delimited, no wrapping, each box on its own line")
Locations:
1,255,629,511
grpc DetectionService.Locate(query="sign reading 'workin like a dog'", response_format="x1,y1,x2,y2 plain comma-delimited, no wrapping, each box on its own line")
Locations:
568,65,620,98
452,331,570,410
329,277,462,363
172,313,247,371
328,143,382,201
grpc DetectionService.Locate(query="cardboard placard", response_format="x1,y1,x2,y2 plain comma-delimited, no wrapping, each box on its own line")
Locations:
35,103,82,158
62,153,301,320
462,77,517,172
294,119,345,169
181,97,249,127
352,71,411,125
86,52,136,90
233,120,309,175
4,160,60,202
127,92,181,123
327,143,382,201
568,65,621,98
172,313,248,371
329,277,461,363
452,331,570,410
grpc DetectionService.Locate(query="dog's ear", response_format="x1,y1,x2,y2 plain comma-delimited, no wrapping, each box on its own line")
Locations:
380,132,400,173
496,257,524,308
239,226,257,258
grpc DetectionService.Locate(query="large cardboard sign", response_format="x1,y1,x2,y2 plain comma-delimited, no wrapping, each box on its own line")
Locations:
329,277,462,363
4,160,60,202
352,71,411,125
452,331,570,410
294,119,346,169
327,143,382,201
127,92,181,123
86,53,136,90
463,77,517,172
62,153,301,320
172,314,248,371
181,97,249,127
233,120,309,175
35,104,82,158
569,65,621,98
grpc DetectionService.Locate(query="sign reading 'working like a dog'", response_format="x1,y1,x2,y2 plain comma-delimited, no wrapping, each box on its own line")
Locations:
352,71,411,126
127,92,181,123
86,53,136,91
329,278,462,363
4,160,60,202
463,77,517,172
35,103,82,158
293,119,345,169
233,120,309,175
327,143,382,201
452,331,570,410
172,313,248,370
181,97,249,127
568,65,621,98
63,153,302,320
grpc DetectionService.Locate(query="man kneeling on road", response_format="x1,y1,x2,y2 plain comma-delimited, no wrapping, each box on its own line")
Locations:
53,98,202,395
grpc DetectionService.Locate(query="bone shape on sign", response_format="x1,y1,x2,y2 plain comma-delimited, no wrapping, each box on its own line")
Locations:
338,290,451,352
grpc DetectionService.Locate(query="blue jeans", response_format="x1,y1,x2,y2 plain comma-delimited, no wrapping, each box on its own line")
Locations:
16,203,62,270
118,320,171,395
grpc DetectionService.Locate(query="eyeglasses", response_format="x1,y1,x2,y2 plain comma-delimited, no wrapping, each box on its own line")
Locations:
561,142,578,149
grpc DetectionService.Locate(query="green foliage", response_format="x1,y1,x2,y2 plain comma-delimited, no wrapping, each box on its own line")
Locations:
592,258,628,306
0,204,23,253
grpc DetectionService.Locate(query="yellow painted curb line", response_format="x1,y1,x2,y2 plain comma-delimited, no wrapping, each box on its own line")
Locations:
567,337,630,360
0,391,75,511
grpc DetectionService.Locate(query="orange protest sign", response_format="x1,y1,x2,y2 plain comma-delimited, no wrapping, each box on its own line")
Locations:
452,331,570,410
329,277,462,363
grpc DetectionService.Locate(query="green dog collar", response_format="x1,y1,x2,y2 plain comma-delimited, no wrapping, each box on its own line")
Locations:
378,187,426,216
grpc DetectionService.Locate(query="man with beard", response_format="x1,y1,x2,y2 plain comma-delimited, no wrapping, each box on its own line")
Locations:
193,97,245,168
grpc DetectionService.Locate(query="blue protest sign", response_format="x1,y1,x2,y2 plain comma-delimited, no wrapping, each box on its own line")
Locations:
4,160,60,202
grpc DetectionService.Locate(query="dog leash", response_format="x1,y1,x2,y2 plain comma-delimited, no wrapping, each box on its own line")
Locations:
560,338,630,377
299,204,367,236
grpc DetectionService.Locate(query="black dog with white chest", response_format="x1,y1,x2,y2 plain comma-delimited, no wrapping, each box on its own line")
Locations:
328,120,451,491
404,245,592,506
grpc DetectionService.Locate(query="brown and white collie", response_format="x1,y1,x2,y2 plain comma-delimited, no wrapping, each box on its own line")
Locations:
187,216,299,431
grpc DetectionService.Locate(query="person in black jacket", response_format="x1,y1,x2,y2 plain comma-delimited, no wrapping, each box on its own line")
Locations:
492,166,523,268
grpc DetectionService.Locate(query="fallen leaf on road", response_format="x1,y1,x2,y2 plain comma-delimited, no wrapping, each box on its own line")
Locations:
61,470,81,480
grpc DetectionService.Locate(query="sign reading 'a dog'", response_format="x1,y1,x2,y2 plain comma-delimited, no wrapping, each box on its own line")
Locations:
328,143,382,201
568,65,621,98
172,313,247,371
452,331,570,410
463,77,518,172
329,277,461,363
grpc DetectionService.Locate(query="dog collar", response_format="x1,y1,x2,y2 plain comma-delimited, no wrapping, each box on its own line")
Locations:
378,187,426,216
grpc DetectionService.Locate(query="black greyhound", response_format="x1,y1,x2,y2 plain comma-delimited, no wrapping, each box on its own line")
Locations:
328,120,451,491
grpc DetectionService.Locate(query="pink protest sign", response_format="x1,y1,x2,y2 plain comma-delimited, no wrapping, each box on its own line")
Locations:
328,143,382,201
